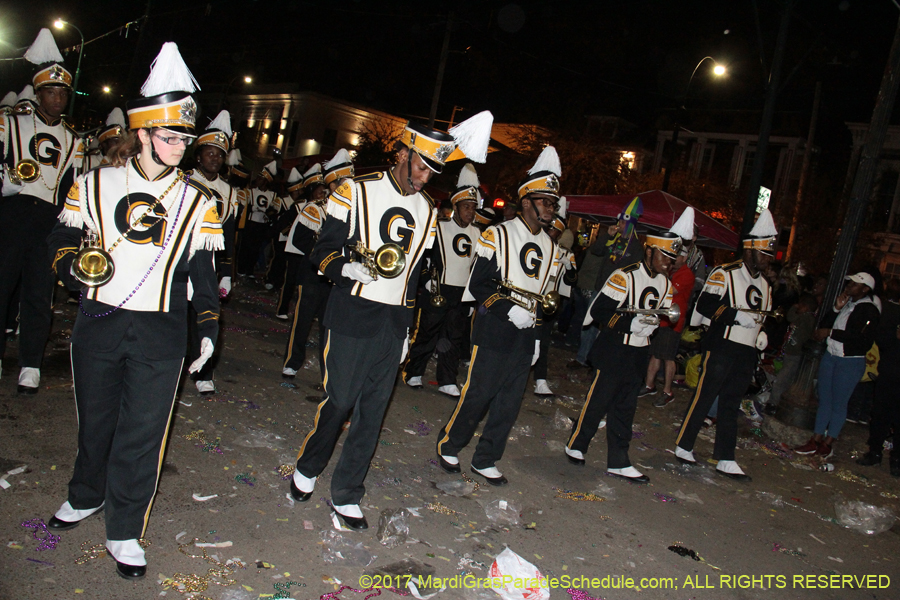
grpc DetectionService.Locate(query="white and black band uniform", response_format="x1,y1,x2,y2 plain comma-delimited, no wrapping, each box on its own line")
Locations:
437,215,559,473
534,241,574,384
266,194,294,289
294,168,437,509
237,185,279,276
675,260,771,462
282,200,330,377
274,198,307,316
47,157,222,548
404,213,479,388
566,261,673,470
0,105,82,381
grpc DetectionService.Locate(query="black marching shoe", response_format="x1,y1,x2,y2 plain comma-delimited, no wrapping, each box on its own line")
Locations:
17,385,38,395
438,455,461,474
470,466,508,486
856,451,883,467
332,509,368,531
113,557,147,580
47,516,80,531
606,467,650,484
289,479,313,502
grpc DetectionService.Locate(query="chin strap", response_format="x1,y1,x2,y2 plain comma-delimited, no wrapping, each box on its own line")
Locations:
149,135,166,166
406,150,416,194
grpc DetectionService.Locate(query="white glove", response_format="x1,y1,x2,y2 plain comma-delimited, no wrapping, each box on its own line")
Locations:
756,331,768,351
189,337,214,373
532,339,540,366
734,311,757,329
1,169,23,197
400,330,409,363
342,261,374,284
219,276,232,296
425,278,434,293
630,318,658,338
468,307,475,317
508,305,535,329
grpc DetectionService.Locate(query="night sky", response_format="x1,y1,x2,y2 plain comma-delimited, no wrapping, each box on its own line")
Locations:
1,1,899,154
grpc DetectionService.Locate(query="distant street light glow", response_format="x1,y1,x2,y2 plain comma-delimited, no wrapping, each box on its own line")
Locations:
102,86,111,93
713,64,726,76
244,76,252,84
53,19,64,29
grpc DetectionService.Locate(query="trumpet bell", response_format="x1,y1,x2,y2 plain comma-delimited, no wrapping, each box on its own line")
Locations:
9,159,40,185
373,243,406,278
430,294,447,308
542,290,561,315
665,304,681,323
72,247,115,287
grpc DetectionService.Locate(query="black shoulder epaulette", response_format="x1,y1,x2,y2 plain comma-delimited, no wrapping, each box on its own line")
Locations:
721,260,743,272
185,176,214,199
184,168,195,177
353,172,383,183
419,189,436,209
620,262,641,273
64,121,79,134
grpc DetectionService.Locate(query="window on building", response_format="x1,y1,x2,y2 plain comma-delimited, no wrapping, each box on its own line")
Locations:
322,128,338,154
883,260,900,281
873,169,898,231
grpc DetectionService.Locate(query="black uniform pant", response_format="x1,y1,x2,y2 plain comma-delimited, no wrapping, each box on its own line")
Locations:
675,344,756,461
283,278,330,376
533,317,552,381
867,372,900,464
0,197,56,367
567,343,649,468
404,292,468,386
294,324,403,505
237,221,268,276
437,344,532,469
68,336,183,540
276,254,302,316
267,239,287,287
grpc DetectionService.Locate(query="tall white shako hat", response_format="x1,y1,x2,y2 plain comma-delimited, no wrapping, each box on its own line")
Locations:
323,148,354,186
301,163,324,188
126,42,200,137
398,110,493,173
451,163,482,207
196,110,232,153
743,208,777,256
25,28,73,91
646,207,695,259
259,160,277,183
285,167,303,194
228,150,250,181
0,91,17,109
518,145,561,200
98,108,126,145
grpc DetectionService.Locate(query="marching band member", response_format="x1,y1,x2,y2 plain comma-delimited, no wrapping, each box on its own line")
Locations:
188,110,238,394
0,91,16,110
237,161,279,279
275,164,325,318
437,146,561,486
290,113,492,529
282,150,353,378
0,29,84,393
404,163,482,397
46,42,222,580
565,209,693,483
83,108,126,172
673,209,777,481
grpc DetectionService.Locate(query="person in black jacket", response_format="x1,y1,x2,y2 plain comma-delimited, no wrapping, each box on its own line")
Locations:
795,272,881,459
857,277,900,476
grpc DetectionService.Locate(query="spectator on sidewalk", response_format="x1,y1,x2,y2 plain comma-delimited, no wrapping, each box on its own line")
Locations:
766,293,818,414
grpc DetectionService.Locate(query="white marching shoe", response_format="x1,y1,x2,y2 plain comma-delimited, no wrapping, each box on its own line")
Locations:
534,379,553,396
675,446,696,464
17,367,40,394
438,384,460,397
406,376,423,388
195,380,216,395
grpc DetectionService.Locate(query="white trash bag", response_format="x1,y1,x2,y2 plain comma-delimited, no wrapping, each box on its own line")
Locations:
488,547,549,600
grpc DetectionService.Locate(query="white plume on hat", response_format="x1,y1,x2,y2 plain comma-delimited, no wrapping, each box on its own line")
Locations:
206,110,232,136
558,196,568,219
17,85,35,102
140,42,200,97
670,207,695,240
24,29,64,65
324,148,352,170
106,107,126,128
302,163,322,179
749,208,777,237
226,149,241,166
287,167,302,184
448,110,493,164
0,92,16,107
527,145,562,177
456,163,480,189
263,161,277,176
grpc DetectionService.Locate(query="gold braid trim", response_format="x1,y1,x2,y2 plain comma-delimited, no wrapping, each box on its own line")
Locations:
52,247,78,274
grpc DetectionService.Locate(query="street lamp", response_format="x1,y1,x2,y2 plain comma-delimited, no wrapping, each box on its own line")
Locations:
661,56,727,192
53,18,84,117
218,74,253,112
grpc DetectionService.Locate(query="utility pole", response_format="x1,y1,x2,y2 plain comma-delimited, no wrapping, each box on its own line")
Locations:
785,81,821,263
819,13,900,320
740,0,794,239
428,12,454,129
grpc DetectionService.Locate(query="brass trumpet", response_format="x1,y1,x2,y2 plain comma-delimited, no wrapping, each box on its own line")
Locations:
494,278,561,316
617,304,681,326
348,241,406,280
7,159,40,185
737,307,784,324
429,266,446,308
72,231,115,287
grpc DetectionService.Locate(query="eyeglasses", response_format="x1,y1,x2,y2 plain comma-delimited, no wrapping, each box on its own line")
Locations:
531,196,559,211
154,133,193,146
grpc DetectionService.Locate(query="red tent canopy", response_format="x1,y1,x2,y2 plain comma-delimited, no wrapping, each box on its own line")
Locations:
566,190,739,250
